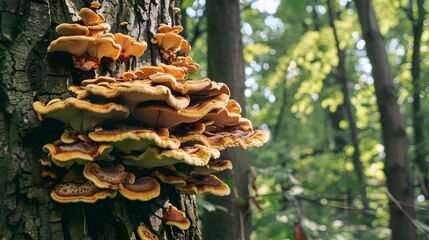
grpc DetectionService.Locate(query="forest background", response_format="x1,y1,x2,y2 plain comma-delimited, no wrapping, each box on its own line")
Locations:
183,0,428,239
0,0,427,239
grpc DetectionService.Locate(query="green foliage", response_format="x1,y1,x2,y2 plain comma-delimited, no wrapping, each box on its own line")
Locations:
184,0,429,238
240,0,429,239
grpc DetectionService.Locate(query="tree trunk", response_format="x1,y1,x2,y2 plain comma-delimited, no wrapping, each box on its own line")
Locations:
0,1,201,239
203,0,250,239
408,0,428,199
327,0,370,222
354,1,416,239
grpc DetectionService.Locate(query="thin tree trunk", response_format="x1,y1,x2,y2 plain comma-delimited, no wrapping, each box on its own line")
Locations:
326,0,370,221
203,0,250,239
354,1,416,239
407,0,428,199
0,1,201,239
273,78,288,140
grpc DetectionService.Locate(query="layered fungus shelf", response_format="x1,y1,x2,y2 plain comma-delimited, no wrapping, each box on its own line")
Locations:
33,2,269,238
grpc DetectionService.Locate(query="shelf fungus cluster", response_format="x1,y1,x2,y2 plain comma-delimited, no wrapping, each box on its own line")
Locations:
48,4,147,70
33,2,268,236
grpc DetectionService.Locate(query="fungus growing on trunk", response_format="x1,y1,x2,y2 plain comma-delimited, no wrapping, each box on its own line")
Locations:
122,144,219,169
119,177,161,201
33,2,268,237
33,98,129,132
137,224,159,240
162,204,191,230
194,159,233,173
51,167,117,203
43,140,114,167
83,162,135,190
114,33,148,61
176,172,231,196
88,125,181,154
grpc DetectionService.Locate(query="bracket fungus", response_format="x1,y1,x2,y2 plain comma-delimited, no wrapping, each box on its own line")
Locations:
114,33,148,61
33,98,129,132
83,163,135,190
33,3,268,238
88,125,181,154
176,172,231,196
43,139,114,167
162,204,191,230
51,167,117,203
137,224,159,240
130,93,230,128
119,177,161,201
122,144,219,169
194,159,233,174
70,78,191,111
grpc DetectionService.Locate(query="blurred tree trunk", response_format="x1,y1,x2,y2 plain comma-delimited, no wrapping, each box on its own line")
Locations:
326,0,370,222
354,1,416,239
0,1,201,239
406,0,428,199
203,0,250,239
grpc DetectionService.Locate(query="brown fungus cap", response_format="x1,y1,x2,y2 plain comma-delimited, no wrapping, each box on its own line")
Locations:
138,66,164,79
149,73,230,96
172,56,199,74
121,70,137,80
79,8,104,26
119,177,160,201
176,172,230,196
160,32,182,51
194,159,233,174
114,33,147,59
60,131,77,144
73,79,190,111
33,98,129,132
174,127,269,150
158,63,187,80
55,23,89,36
162,204,190,230
158,24,184,34
47,36,122,70
43,141,114,167
152,167,187,188
39,157,53,167
81,76,116,86
88,125,181,154
90,1,101,9
130,93,229,128
137,224,159,240
122,144,219,169
85,37,121,59
199,104,243,128
51,167,117,203
173,7,181,14
179,39,191,54
83,163,135,190
87,23,111,36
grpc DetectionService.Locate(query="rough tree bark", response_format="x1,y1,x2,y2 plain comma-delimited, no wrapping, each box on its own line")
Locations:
354,1,416,239
0,1,201,239
203,0,250,239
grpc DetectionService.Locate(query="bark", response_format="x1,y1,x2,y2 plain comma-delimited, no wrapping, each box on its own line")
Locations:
354,1,416,239
407,0,428,199
203,0,250,239
326,0,370,221
0,1,202,239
